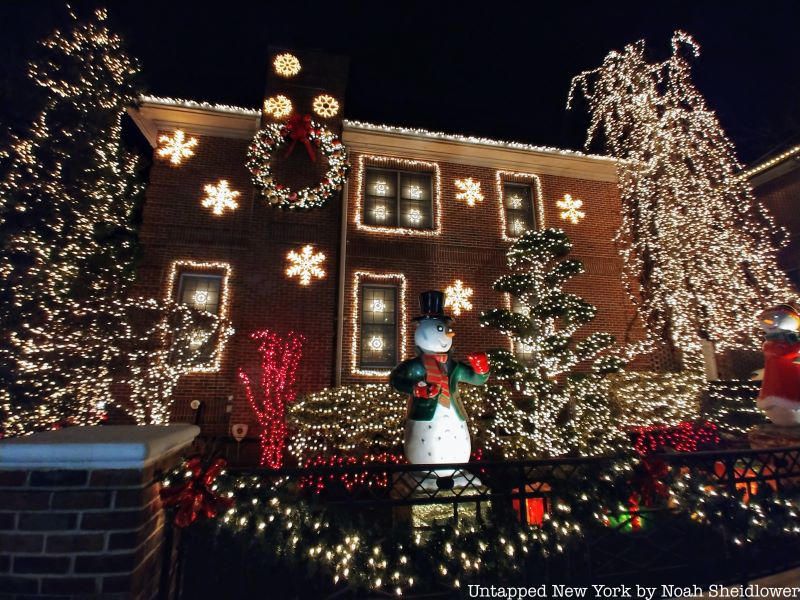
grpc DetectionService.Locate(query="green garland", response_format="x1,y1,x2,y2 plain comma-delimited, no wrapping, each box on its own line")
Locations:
163,453,800,595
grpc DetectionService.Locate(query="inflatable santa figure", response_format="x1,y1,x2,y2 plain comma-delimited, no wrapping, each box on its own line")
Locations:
757,304,800,426
390,291,490,468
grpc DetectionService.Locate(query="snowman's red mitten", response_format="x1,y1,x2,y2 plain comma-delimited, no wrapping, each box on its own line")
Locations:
466,352,490,375
414,382,441,398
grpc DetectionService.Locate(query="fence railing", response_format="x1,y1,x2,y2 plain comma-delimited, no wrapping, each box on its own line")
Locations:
170,446,800,599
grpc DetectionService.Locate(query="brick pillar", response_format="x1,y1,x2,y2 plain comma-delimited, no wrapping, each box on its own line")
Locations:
0,424,199,599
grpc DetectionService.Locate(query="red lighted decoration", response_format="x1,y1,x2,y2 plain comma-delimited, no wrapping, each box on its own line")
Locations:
511,483,551,525
160,457,234,528
238,329,304,468
632,421,720,456
299,453,406,493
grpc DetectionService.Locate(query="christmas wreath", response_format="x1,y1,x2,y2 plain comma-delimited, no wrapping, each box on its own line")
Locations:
247,114,348,210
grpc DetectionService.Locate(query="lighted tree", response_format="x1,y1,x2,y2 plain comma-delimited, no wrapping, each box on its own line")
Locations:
479,228,625,457
569,31,796,365
239,330,304,468
0,8,143,434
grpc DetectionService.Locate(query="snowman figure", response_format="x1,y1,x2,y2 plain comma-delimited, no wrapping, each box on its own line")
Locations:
390,291,490,475
756,304,800,426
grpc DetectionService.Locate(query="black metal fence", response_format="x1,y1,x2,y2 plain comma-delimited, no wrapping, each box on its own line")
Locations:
168,446,800,599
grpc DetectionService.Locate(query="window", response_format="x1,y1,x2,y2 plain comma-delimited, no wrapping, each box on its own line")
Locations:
363,168,433,230
178,274,223,315
503,183,536,238
511,296,534,363
359,285,398,369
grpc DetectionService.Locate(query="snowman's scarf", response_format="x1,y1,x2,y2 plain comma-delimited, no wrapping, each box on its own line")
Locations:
422,353,451,408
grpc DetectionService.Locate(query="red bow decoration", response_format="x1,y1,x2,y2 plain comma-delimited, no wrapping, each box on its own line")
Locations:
160,457,234,528
282,114,316,162
629,457,670,508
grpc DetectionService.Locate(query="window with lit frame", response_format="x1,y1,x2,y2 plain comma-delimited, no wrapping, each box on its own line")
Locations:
176,273,223,363
363,167,433,230
503,183,536,238
359,285,398,369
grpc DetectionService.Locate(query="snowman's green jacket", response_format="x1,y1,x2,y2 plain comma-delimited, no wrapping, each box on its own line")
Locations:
389,355,490,421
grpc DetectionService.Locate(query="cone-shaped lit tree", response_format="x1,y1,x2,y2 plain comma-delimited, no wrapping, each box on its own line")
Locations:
479,228,624,457
0,8,143,434
569,31,796,367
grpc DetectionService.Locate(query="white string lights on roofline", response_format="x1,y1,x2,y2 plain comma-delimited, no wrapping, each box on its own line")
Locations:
354,155,442,237
164,260,233,374
351,271,408,377
495,171,546,242
741,144,800,180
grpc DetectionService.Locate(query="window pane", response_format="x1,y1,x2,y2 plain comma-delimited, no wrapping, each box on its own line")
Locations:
179,275,222,314
365,169,396,199
360,285,397,368
399,173,430,201
364,196,398,226
399,199,431,229
503,184,535,237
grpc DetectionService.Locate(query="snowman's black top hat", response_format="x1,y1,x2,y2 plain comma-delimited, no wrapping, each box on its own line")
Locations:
413,290,453,322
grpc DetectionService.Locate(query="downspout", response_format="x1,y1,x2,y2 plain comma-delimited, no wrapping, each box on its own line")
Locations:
334,178,349,386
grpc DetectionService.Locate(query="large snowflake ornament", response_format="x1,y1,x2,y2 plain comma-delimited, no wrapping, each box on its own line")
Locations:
273,53,301,77
157,130,198,166
454,178,484,206
444,279,474,316
264,95,293,119
286,245,326,286
201,180,240,215
312,94,340,118
556,194,586,224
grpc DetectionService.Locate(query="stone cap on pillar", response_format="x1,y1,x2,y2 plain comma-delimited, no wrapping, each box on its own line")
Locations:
0,424,200,469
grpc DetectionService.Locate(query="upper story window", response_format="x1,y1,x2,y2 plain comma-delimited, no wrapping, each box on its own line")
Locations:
502,183,536,238
178,274,223,315
359,284,398,369
364,168,433,230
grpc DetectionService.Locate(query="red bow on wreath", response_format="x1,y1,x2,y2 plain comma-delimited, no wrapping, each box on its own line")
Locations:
282,113,317,162
160,457,234,528
629,457,670,508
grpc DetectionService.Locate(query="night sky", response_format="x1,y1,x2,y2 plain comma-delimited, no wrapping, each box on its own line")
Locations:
1,1,799,163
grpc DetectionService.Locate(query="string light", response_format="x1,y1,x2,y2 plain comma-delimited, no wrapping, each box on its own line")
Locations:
407,208,422,225
556,194,585,224
313,94,340,118
495,171,546,241
286,245,326,286
568,30,796,358
354,156,442,236
454,178,484,207
238,329,304,467
157,129,198,165
273,52,301,77
444,280,474,316
741,144,800,179
164,260,233,373
263,95,293,119
351,272,408,377
201,179,240,215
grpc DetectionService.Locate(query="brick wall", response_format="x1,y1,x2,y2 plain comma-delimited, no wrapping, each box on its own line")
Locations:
0,450,184,599
341,151,651,386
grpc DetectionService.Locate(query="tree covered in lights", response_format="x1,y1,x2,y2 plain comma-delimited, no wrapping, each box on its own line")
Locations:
479,228,625,457
0,8,143,434
569,31,796,366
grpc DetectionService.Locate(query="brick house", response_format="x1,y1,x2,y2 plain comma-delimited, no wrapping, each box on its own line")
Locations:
127,49,652,442
745,143,800,287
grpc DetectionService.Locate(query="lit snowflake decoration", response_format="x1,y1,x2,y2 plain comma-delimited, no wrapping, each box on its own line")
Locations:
508,194,523,209
202,180,240,215
263,95,293,119
407,208,423,225
313,94,340,118
286,245,326,286
374,180,390,195
369,336,385,351
274,53,301,77
371,298,386,312
510,219,526,235
556,194,586,224
372,205,388,220
193,290,209,306
406,185,423,199
454,178,484,206
444,279,473,316
157,130,198,166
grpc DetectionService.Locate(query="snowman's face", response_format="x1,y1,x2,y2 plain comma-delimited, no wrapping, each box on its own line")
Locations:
759,308,800,333
415,318,454,353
